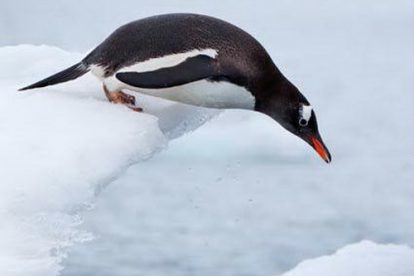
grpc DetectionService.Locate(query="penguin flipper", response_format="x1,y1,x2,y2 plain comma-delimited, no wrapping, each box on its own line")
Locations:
116,55,219,89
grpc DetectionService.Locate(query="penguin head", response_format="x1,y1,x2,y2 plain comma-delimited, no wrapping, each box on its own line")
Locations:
255,78,332,163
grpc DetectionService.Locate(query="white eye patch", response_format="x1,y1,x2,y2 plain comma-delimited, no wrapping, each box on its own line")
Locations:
299,104,313,126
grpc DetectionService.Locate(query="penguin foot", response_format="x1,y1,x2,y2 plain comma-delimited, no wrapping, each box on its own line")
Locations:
103,85,143,112
128,106,143,112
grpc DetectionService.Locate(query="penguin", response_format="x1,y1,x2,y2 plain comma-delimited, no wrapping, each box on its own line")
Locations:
19,13,331,163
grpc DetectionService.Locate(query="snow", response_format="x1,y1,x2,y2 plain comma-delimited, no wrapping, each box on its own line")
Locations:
1,0,414,276
0,45,216,275
282,241,414,276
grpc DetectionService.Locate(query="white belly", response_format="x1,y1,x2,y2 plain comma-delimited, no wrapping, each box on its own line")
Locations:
128,80,255,109
98,74,255,109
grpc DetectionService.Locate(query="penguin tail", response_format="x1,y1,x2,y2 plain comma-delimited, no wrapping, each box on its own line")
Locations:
19,62,90,91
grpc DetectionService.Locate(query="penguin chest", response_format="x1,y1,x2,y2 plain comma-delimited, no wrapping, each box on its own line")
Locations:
126,80,256,109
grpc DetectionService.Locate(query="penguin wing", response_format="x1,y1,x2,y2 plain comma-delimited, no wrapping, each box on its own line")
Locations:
116,55,219,89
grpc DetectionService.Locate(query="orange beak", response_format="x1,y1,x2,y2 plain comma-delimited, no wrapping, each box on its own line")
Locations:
310,135,332,163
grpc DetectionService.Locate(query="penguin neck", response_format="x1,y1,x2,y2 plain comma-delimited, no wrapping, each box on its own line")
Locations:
252,72,292,112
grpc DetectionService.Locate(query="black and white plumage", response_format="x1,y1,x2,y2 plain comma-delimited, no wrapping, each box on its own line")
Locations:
19,13,331,163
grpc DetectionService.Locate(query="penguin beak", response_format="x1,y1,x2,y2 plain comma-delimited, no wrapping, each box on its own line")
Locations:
308,134,331,163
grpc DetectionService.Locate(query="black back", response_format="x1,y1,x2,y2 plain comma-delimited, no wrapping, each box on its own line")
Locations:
84,13,282,93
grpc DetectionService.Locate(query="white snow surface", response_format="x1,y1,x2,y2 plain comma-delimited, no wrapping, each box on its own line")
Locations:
282,241,414,276
1,0,414,275
0,45,217,276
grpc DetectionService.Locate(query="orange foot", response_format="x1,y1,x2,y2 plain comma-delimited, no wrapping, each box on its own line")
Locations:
103,85,143,112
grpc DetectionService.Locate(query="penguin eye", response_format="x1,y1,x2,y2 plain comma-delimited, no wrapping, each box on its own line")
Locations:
298,104,313,127
299,118,308,127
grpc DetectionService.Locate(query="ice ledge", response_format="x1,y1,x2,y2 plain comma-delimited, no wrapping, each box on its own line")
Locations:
0,45,218,276
281,241,414,276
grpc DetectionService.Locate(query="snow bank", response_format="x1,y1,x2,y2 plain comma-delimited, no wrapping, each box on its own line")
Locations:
0,45,216,276
282,241,414,276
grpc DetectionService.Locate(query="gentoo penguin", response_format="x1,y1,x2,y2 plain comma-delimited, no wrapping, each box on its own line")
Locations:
19,13,331,163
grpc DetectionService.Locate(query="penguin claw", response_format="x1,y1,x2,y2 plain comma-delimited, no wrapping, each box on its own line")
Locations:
116,91,135,105
119,93,143,112
103,85,142,112
128,106,143,112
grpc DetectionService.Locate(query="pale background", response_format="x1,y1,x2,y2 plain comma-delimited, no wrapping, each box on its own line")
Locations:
1,1,413,275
